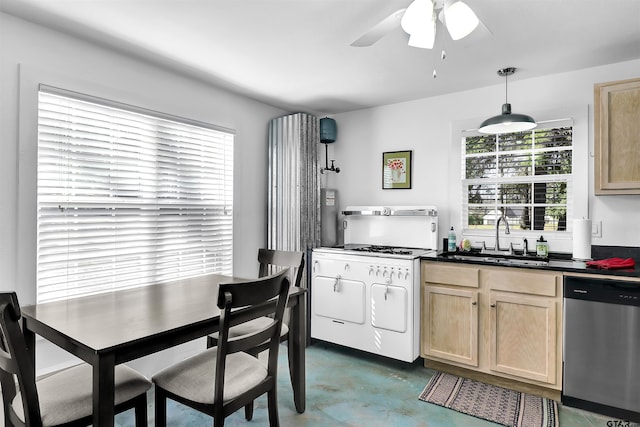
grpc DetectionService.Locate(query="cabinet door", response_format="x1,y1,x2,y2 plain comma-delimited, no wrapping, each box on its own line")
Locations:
423,286,478,367
489,292,556,384
594,77,640,194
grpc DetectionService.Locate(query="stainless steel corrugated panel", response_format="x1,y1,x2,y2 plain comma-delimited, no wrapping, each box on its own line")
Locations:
268,113,320,287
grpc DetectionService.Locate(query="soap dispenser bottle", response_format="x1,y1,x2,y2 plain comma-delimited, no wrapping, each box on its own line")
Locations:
536,236,548,257
447,227,457,252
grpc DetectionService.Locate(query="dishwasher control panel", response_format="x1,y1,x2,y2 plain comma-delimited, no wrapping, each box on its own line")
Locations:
564,276,640,306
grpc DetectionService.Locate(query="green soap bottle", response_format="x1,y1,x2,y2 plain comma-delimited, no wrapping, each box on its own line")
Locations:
536,236,548,257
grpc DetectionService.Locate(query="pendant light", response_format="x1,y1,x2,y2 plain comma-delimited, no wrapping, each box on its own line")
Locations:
478,67,536,134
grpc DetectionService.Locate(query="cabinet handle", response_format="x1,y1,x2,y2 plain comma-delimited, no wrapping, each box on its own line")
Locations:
471,301,477,306
490,304,496,308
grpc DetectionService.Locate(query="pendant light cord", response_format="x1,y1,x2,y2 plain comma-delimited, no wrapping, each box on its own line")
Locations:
504,72,508,103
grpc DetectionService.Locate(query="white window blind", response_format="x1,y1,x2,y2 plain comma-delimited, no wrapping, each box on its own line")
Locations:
37,86,234,303
462,120,573,233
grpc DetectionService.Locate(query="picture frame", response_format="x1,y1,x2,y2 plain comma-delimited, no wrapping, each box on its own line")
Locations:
382,150,412,189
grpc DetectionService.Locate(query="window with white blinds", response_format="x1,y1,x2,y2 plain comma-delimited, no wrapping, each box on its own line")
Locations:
37,86,234,303
462,120,573,233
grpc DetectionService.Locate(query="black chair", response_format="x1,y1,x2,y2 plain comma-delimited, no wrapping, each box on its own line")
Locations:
206,249,304,401
0,292,151,427
152,269,291,427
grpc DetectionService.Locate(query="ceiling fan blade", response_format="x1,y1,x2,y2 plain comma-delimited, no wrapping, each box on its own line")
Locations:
350,8,406,47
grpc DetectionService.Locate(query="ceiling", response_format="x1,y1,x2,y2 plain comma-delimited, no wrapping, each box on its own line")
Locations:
2,0,640,114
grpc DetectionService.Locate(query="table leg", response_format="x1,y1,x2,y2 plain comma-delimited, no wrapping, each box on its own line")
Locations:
290,292,306,413
93,353,116,427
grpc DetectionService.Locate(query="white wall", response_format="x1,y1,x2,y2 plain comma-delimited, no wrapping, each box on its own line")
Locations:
323,59,640,251
0,12,287,376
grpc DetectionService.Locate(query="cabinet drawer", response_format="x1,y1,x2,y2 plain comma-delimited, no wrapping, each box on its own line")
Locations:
422,262,480,288
484,268,558,297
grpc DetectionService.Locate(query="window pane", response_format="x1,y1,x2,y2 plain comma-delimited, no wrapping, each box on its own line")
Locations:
498,131,532,151
466,134,496,154
534,126,573,149
534,182,567,204
535,150,572,175
466,155,496,178
499,183,531,204
467,184,496,204
533,206,567,231
467,206,494,228
498,153,532,177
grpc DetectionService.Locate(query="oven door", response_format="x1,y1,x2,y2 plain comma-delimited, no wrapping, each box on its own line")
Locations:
371,283,407,333
313,276,365,324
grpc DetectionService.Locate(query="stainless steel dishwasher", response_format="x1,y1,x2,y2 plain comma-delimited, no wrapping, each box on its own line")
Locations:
563,276,640,422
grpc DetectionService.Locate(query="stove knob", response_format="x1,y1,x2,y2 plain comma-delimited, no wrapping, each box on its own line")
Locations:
344,263,350,272
376,267,381,276
369,266,374,276
404,270,410,280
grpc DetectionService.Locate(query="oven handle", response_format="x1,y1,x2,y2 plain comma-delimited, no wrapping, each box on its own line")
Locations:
342,208,437,217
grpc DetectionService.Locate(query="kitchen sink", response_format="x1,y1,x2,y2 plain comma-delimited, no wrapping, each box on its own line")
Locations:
441,252,550,267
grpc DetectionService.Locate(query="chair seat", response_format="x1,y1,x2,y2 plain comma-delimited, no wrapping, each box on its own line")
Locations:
12,363,151,426
152,347,268,405
209,316,289,341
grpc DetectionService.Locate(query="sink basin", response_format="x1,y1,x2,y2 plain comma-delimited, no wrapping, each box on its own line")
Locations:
442,252,549,267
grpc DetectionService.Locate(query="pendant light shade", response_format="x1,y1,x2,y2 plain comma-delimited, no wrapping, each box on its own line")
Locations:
479,67,536,134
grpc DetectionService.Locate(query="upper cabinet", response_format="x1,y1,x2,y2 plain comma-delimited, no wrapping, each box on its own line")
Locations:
594,77,640,195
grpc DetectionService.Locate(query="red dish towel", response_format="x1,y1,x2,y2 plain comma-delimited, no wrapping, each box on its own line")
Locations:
586,258,636,270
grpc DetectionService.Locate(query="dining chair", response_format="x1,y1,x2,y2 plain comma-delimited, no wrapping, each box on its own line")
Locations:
0,292,152,427
152,269,291,427
205,249,304,419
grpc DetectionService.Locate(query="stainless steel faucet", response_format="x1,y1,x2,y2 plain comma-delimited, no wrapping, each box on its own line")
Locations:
495,211,511,251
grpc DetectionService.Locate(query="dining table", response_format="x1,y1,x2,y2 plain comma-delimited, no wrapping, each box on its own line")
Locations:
21,273,307,427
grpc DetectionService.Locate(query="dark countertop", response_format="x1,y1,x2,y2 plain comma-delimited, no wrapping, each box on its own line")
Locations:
421,245,640,279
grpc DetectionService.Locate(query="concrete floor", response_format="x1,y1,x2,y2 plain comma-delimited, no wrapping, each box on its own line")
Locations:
111,341,628,426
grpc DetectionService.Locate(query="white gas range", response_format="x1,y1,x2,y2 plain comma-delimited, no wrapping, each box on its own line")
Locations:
311,205,438,362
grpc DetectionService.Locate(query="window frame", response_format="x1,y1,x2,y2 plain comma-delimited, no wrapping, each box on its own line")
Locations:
450,108,589,254
461,119,574,237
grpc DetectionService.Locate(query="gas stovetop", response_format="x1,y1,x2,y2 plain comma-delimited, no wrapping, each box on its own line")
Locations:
315,244,435,259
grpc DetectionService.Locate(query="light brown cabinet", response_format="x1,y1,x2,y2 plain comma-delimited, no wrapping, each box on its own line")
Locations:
424,286,479,366
489,292,557,384
421,261,562,393
594,77,640,195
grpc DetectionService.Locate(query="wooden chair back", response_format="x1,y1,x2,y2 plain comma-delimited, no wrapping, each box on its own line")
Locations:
213,269,291,408
257,248,305,288
0,292,42,427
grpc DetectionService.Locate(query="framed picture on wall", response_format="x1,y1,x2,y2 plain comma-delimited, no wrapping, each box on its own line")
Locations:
382,150,412,189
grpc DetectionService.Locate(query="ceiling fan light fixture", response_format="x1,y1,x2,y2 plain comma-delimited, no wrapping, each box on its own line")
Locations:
478,67,537,134
443,1,479,40
401,0,434,35
407,20,436,49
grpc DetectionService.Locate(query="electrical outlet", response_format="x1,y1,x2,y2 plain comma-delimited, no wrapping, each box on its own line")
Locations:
592,220,602,237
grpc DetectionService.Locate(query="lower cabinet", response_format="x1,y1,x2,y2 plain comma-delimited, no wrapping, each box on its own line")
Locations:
421,261,562,392
424,286,478,367
490,292,557,384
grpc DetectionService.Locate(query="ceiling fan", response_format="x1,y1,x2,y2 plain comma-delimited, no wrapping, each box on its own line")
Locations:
351,0,481,49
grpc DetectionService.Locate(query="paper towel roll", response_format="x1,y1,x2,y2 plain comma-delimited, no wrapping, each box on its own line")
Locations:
572,219,592,260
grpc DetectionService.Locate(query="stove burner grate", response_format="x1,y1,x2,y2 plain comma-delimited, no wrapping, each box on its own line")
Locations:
350,245,414,256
